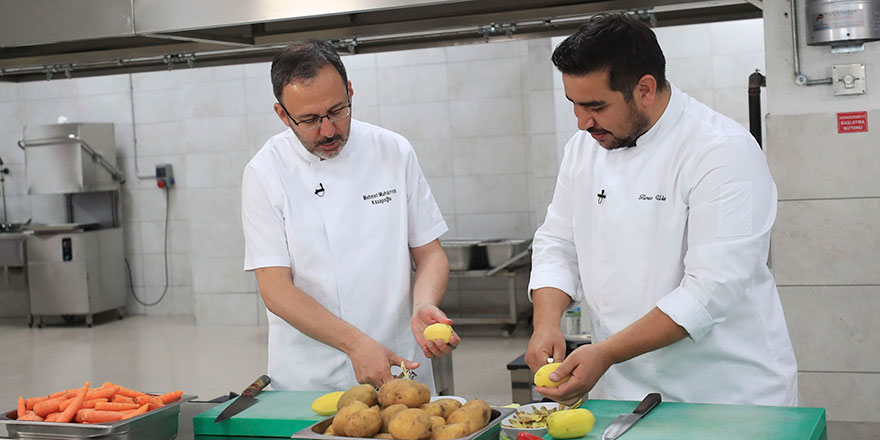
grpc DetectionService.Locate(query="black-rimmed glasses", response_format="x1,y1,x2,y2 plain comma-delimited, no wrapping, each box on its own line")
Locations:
280,102,352,131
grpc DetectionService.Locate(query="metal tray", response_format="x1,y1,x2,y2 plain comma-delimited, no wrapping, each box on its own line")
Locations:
0,394,196,439
291,407,513,440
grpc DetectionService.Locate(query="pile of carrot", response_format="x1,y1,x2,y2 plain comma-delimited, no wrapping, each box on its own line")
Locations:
15,382,184,424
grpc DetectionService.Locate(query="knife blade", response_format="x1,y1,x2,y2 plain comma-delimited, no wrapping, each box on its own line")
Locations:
601,393,661,440
214,375,271,423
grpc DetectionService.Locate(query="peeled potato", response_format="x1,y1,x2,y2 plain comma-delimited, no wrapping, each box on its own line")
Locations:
534,363,570,388
546,408,596,438
312,391,345,416
423,323,453,343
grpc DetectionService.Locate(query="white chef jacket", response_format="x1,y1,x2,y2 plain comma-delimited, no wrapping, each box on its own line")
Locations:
529,84,798,405
241,119,448,392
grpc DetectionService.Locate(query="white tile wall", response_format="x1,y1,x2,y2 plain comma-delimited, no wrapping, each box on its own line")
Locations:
799,372,880,422
772,199,880,286
780,286,880,372
0,20,773,326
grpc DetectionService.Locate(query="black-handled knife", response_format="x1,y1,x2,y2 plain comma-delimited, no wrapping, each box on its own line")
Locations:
214,375,271,424
601,393,661,440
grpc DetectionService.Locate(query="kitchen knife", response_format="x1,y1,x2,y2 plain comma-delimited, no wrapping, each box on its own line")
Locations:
214,375,271,423
601,393,661,440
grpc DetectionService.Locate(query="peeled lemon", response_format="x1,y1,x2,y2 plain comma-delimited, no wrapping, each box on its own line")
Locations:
311,391,344,416
423,323,453,344
546,408,595,438
533,362,570,388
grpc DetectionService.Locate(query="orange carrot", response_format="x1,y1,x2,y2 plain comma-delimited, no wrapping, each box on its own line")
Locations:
49,389,76,399
81,410,124,423
120,404,149,420
24,396,49,410
112,394,134,404
33,398,63,418
82,398,107,409
56,381,89,423
44,412,62,422
113,385,147,399
75,408,89,423
85,385,119,401
17,396,26,419
158,390,183,404
17,412,44,422
94,402,139,411
58,396,77,412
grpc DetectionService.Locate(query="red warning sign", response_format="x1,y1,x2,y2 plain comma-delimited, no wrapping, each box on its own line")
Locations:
837,111,868,133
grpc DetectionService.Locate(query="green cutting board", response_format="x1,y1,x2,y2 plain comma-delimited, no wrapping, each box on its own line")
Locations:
545,399,826,440
193,391,327,438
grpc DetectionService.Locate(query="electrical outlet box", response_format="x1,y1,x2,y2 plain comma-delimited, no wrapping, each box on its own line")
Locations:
156,164,175,189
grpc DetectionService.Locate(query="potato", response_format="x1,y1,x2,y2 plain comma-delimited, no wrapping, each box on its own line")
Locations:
461,399,491,425
430,415,446,430
377,379,430,408
420,402,444,418
332,401,368,435
380,404,408,432
387,408,432,440
446,401,491,435
324,426,336,436
344,407,383,438
338,384,379,410
432,399,462,419
430,423,469,440
374,434,394,439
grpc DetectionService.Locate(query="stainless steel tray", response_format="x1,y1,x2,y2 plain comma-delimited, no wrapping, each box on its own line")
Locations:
290,406,513,440
0,394,196,439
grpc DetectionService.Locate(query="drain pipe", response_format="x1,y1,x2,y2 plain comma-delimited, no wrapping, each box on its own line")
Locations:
790,0,832,86
748,69,767,149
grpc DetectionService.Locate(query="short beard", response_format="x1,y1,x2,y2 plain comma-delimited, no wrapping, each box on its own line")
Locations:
294,131,349,160
603,101,651,150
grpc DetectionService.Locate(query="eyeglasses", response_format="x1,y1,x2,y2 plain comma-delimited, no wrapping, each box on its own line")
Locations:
281,102,352,131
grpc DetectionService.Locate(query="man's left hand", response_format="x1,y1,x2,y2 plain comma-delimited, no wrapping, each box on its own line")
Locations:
411,303,460,358
533,343,614,405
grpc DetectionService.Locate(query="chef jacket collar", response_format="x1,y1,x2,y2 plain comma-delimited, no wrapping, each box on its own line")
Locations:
616,82,685,153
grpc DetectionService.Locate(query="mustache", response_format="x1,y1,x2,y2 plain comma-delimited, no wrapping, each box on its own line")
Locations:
587,127,609,135
318,135,342,145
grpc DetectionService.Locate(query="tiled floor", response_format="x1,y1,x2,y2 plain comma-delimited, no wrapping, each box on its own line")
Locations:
0,315,530,412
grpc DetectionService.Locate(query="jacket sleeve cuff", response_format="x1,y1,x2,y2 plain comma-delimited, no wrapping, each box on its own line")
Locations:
656,286,715,343
409,221,448,248
527,266,578,303
244,256,291,271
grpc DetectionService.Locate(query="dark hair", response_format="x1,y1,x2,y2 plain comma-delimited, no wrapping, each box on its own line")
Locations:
270,40,349,102
551,13,667,99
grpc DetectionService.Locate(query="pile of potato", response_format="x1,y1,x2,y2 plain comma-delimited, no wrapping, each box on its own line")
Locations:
325,379,492,440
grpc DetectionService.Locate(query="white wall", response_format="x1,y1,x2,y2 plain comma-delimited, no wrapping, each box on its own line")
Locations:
763,0,880,426
0,19,768,325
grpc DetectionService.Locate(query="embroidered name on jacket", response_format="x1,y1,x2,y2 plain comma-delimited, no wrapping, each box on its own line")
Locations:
638,193,667,201
363,188,398,205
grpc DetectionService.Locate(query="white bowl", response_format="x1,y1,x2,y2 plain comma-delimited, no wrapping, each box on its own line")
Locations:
430,395,467,405
499,402,562,440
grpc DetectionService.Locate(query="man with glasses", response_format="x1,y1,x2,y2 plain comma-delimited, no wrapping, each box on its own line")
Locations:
241,41,458,392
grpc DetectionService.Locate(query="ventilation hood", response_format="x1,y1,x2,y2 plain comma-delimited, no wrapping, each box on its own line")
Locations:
0,0,762,82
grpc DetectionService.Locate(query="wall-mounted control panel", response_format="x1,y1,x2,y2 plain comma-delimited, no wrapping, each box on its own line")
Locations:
156,164,175,189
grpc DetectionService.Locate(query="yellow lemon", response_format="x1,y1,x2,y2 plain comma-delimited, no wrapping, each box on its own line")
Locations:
423,323,453,344
311,391,344,416
533,363,570,387
546,408,595,439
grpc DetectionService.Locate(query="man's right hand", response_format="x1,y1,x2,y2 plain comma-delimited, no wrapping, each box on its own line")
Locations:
347,335,419,388
525,325,567,372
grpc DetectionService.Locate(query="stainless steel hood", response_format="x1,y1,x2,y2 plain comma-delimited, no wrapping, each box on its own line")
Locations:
0,0,762,82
